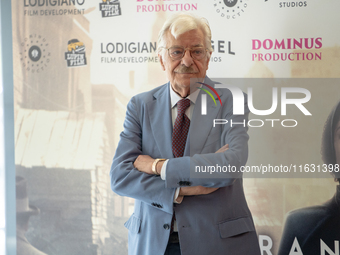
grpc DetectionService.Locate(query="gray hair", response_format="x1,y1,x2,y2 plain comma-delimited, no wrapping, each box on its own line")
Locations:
157,13,213,58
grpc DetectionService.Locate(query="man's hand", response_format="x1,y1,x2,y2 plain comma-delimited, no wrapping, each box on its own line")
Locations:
133,143,229,198
133,155,154,175
179,186,218,196
177,143,229,199
215,143,229,153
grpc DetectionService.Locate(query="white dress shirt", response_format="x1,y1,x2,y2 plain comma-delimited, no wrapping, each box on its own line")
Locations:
160,83,201,184
160,83,201,231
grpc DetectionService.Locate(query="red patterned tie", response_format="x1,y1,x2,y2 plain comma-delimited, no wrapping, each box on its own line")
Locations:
172,98,191,158
171,98,191,233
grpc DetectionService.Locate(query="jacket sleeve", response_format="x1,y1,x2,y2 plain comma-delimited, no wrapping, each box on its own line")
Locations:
165,92,249,188
110,96,176,214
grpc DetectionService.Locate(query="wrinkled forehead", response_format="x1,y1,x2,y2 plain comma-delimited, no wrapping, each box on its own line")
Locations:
164,29,205,48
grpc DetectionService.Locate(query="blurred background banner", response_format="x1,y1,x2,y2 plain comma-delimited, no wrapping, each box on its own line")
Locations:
11,1,340,254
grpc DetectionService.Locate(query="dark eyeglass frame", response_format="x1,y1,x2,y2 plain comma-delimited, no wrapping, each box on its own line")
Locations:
162,46,208,61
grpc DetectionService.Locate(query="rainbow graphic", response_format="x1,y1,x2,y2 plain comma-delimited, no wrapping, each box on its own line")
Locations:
197,82,222,106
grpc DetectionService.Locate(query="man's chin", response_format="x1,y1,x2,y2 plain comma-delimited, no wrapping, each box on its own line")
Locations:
175,74,204,83
173,78,204,89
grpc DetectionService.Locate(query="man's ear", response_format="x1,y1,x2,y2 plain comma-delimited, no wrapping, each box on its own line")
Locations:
159,54,166,71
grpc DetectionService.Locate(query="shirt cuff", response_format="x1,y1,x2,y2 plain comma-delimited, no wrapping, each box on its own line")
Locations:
160,159,169,180
160,160,183,204
174,188,183,204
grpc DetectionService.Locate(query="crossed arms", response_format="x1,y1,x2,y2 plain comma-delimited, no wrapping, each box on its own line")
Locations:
110,92,249,214
133,144,229,199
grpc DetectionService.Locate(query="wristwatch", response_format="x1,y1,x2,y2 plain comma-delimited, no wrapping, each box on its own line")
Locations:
152,158,166,175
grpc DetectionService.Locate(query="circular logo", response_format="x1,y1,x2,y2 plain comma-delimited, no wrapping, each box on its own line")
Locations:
28,46,41,62
19,34,51,73
214,0,248,19
224,0,238,8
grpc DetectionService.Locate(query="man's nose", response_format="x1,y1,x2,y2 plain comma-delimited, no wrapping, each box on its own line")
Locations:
181,49,193,67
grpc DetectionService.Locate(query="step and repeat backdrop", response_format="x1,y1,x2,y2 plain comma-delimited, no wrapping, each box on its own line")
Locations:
12,0,340,254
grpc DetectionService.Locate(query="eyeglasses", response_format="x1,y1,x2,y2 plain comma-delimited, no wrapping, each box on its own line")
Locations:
164,46,208,61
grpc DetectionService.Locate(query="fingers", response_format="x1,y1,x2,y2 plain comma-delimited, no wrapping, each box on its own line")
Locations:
179,186,219,196
200,187,218,195
178,186,195,196
215,144,229,153
133,155,154,174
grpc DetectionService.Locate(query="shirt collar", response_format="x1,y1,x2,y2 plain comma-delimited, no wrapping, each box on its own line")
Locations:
169,82,202,108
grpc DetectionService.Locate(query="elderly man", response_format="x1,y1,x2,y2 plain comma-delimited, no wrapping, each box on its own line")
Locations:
110,13,260,255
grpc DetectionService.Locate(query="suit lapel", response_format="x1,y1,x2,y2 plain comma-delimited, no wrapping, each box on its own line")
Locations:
147,79,223,158
147,83,174,159
184,78,223,156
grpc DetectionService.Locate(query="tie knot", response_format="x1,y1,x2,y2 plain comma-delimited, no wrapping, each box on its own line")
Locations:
177,98,191,115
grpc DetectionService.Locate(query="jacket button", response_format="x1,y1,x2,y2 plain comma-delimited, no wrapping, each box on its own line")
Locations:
163,224,170,230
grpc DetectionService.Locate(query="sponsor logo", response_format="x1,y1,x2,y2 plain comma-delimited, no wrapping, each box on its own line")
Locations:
136,0,198,13
213,0,249,19
100,41,159,64
20,34,51,73
24,0,85,16
100,40,235,64
65,39,87,67
99,0,122,17
210,40,235,63
279,1,307,8
251,38,322,62
265,0,308,8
